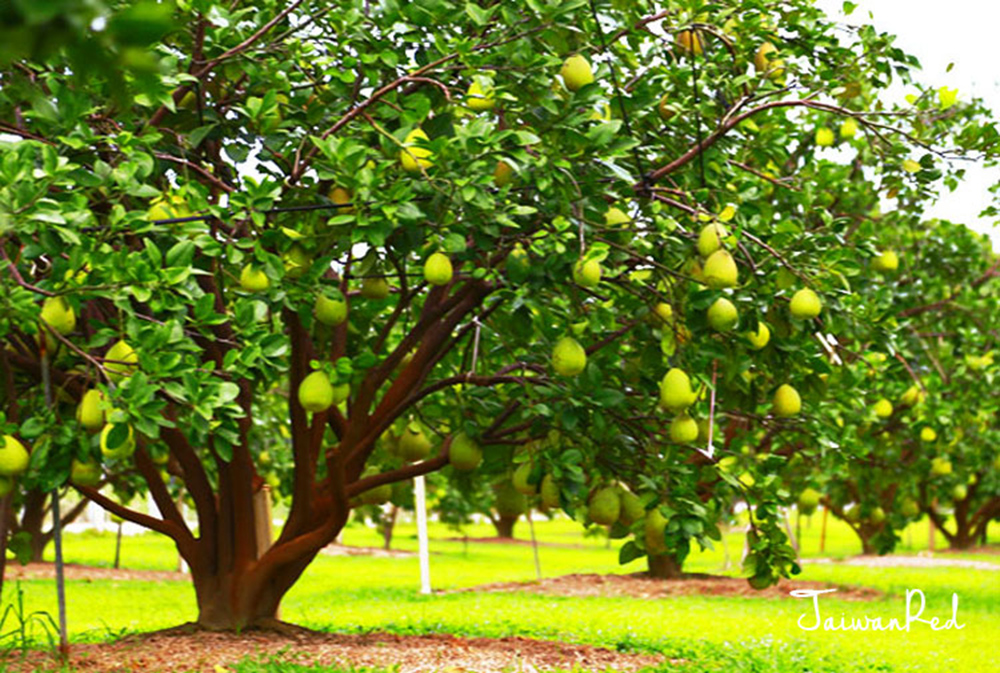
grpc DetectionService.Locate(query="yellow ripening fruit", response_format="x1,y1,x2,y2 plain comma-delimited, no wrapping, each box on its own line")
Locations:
798,488,822,515
0,436,29,476
840,117,859,139
702,250,738,288
41,296,76,335
872,250,899,273
105,339,138,381
669,413,699,444
873,398,893,419
675,29,704,56
645,508,668,555
552,336,587,376
540,474,561,509
449,433,482,471
283,245,312,279
604,206,630,226
76,390,106,432
951,484,968,501
657,93,675,121
697,223,728,258
400,128,433,173
424,252,454,286
314,293,348,326
331,382,350,406
329,186,354,214
652,302,674,324
902,158,921,174
900,384,925,407
298,371,334,413
70,459,102,487
240,265,270,292
573,258,602,288
789,288,822,319
494,160,514,187
707,297,739,332
772,384,802,418
588,486,621,525
147,193,191,223
618,489,644,525
815,127,835,147
754,42,785,80
746,321,770,350
930,456,952,476
466,80,495,111
560,54,595,92
360,277,391,299
920,427,937,443
659,368,697,411
100,423,135,460
399,424,433,462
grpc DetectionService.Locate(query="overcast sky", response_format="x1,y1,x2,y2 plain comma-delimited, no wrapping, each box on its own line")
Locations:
815,0,1000,250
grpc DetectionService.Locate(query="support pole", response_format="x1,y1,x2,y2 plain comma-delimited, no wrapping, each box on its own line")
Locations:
41,351,69,656
819,506,829,555
527,509,542,580
414,475,431,594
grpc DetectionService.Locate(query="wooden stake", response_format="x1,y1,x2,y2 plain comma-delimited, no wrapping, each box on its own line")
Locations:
819,506,829,555
415,475,431,594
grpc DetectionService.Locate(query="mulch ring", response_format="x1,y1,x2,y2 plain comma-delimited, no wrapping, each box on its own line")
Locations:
8,630,673,673
4,562,188,583
808,554,1000,571
454,572,881,602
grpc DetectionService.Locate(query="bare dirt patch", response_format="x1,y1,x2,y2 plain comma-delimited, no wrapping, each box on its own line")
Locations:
456,572,881,602
808,555,1000,571
8,630,672,673
4,562,188,583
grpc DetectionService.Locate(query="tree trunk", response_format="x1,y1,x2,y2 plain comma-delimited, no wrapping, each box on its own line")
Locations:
382,505,398,550
493,513,518,539
647,554,683,579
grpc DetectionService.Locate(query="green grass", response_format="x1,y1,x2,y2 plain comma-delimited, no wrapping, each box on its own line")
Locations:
6,514,999,672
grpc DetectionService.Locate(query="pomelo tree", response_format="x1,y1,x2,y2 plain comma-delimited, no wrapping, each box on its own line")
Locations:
1,0,997,628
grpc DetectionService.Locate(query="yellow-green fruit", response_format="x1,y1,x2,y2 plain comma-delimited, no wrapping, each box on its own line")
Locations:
494,161,514,187
754,42,784,79
283,245,312,279
772,384,802,418
702,250,738,288
560,54,594,92
70,459,102,487
746,322,771,350
789,288,822,319
870,506,886,524
329,186,355,214
952,484,968,501
652,302,674,324
900,498,920,518
619,490,645,526
798,488,822,516
540,474,561,509
573,258,602,288
105,339,138,381
495,481,527,517
240,265,270,292
359,482,392,505
872,250,899,273
147,194,191,222
552,336,587,376
659,368,697,411
512,462,537,495
400,128,433,173
466,80,494,111
697,223,728,258
298,371,334,413
588,486,621,525
815,127,835,147
920,427,937,443
41,297,76,335
424,252,453,286
645,509,668,555
604,207,630,226
506,243,530,283
0,476,13,497
331,382,350,406
0,436,29,476
360,277,391,300
314,294,348,326
675,29,704,56
843,503,860,523
398,425,433,462
657,93,675,121
100,423,135,460
707,297,739,332
449,433,482,472
873,398,893,419
669,413,699,444
900,384,925,407
840,117,859,139
930,456,952,476
76,390,106,432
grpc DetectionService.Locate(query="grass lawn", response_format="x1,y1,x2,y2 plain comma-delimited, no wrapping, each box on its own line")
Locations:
3,513,997,672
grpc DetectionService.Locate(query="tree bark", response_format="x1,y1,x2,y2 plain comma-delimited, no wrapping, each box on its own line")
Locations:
647,554,683,579
493,513,518,539
381,505,398,550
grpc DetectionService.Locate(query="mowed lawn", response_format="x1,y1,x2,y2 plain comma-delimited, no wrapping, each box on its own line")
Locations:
5,513,997,672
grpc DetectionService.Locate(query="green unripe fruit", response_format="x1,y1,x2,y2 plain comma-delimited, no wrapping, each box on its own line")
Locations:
540,474,561,510
282,245,312,279
772,384,801,418
360,482,393,505
512,462,537,495
424,253,453,286
331,383,350,406
843,503,860,523
105,340,138,381
900,498,920,518
659,368,696,411
707,297,739,332
0,476,13,497
70,459,102,487
0,436,30,476
41,296,76,335
588,486,621,525
702,250,738,288
298,371,334,413
76,390,106,432
644,509,669,555
798,488,822,516
573,258,602,288
870,506,886,524
619,490,645,526
552,336,587,376
951,484,968,502
697,223,728,258
315,293,348,326
789,288,822,319
494,480,526,517
449,433,482,471
240,265,270,292
560,54,594,92
361,277,391,300
100,423,136,460
494,161,514,187
669,413,699,444
398,425,433,462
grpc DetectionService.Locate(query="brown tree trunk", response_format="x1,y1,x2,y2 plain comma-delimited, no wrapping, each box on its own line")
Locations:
647,554,683,579
493,513,518,539
382,505,398,550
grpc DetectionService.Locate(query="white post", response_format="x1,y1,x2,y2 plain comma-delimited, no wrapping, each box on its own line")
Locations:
414,475,431,594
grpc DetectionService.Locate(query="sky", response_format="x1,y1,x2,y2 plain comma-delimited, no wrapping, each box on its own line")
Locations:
815,0,1000,250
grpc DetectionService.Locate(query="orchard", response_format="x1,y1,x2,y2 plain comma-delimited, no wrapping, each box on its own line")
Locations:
0,0,998,671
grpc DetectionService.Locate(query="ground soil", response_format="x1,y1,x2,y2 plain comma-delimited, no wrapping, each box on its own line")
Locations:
6,630,673,673
808,554,1000,571
457,571,882,601
4,562,188,583
445,536,587,549
321,543,417,558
